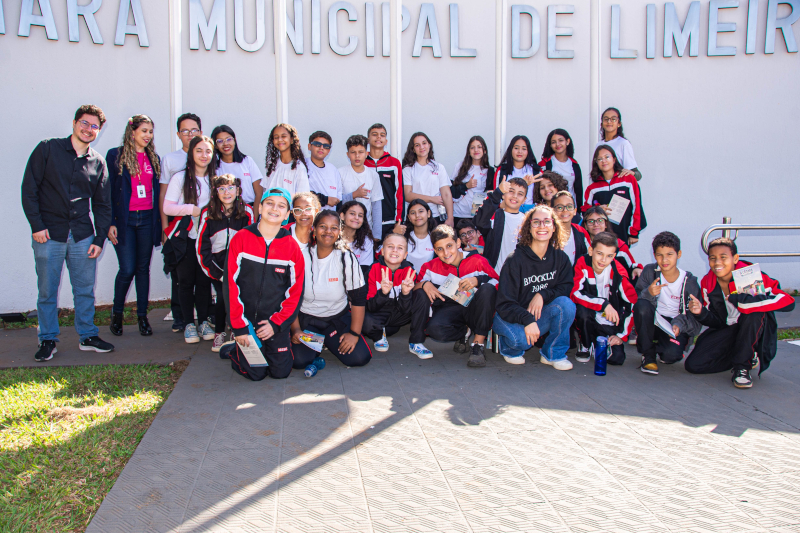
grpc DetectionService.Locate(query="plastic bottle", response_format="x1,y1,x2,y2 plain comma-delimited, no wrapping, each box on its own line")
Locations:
594,336,608,376
312,356,326,371
304,364,318,378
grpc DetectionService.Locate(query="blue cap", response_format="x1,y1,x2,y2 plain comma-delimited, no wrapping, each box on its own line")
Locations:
261,187,292,208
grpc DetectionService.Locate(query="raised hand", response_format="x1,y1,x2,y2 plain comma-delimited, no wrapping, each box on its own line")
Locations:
466,177,478,189
648,278,663,297
352,183,368,199
380,267,393,295
401,268,416,295
688,294,703,315
393,221,407,235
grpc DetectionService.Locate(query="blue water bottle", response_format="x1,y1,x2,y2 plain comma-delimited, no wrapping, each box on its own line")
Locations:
594,337,608,376
304,364,318,378
312,357,326,371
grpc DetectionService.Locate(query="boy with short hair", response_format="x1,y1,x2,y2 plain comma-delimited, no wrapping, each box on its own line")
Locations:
409,225,499,367
339,134,384,235
365,123,404,239
456,219,483,253
474,177,529,275
307,131,343,211
633,231,701,375
685,237,795,388
571,232,638,365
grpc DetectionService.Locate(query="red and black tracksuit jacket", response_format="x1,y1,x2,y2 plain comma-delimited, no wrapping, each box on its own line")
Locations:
226,224,305,338
696,261,795,373
473,187,513,271
583,172,646,242
161,215,193,274
571,255,638,340
365,152,404,233
366,257,415,315
539,156,584,209
573,226,642,275
418,250,500,288
196,206,254,281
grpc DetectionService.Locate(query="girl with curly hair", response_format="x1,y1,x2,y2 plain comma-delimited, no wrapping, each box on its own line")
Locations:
261,123,310,196
533,171,569,206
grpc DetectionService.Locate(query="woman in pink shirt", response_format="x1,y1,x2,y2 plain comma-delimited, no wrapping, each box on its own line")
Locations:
106,115,162,337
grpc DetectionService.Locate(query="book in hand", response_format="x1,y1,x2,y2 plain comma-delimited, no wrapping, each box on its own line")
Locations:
438,274,476,307
606,194,631,225
239,323,268,367
732,263,766,296
299,330,325,352
654,313,676,339
472,193,488,215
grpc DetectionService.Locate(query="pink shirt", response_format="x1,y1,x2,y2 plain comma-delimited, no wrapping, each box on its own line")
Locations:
129,152,154,211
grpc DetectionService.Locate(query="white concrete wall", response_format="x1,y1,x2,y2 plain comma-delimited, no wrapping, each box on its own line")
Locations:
1,0,798,313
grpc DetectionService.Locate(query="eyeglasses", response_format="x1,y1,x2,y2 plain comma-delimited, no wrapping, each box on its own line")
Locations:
595,155,614,163
215,137,234,145
310,141,332,149
179,128,201,136
217,185,238,194
530,219,554,228
459,229,476,239
292,206,315,216
585,219,607,226
78,120,100,131
602,117,619,123
553,204,575,212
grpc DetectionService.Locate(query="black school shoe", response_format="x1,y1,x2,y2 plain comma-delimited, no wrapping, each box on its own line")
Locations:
732,368,753,389
79,336,115,353
109,312,123,336
467,344,486,368
138,316,153,336
34,340,57,362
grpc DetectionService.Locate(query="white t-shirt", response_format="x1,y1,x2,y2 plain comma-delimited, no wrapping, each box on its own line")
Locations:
261,159,310,196
594,265,614,326
656,269,686,319
451,164,488,219
725,296,741,325
405,161,451,216
300,248,365,318
165,171,211,239
348,237,374,268
563,229,577,265
408,232,435,272
503,164,536,205
596,136,638,170
290,224,309,253
495,211,525,275
160,149,188,185
550,157,576,199
218,156,265,204
338,165,384,222
308,161,343,211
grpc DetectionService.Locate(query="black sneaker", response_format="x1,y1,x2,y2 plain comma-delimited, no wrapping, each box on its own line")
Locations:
453,329,471,354
732,368,753,389
751,353,760,371
79,336,115,353
171,320,186,333
34,340,57,362
575,346,591,363
467,344,486,368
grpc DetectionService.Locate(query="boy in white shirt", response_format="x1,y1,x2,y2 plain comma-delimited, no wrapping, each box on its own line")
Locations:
307,131,343,211
338,135,384,236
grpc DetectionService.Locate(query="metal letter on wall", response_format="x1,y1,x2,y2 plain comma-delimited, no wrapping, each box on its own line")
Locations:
235,0,265,52
67,0,103,43
663,1,700,57
449,4,476,57
0,0,5,34
189,0,226,51
286,0,304,53
708,0,738,56
548,5,574,58
746,0,759,53
115,0,149,46
329,1,358,55
646,3,656,58
413,3,442,57
366,2,375,57
312,0,321,53
765,0,800,53
382,2,410,56
611,4,636,58
511,5,540,58
18,0,58,40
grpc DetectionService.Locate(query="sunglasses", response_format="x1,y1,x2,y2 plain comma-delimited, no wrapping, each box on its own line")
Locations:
310,141,332,150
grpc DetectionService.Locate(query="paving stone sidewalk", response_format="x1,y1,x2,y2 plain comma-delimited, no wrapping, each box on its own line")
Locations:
87,330,800,533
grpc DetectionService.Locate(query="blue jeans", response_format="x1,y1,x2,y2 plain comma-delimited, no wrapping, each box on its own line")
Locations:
113,210,154,316
32,233,99,343
492,296,576,361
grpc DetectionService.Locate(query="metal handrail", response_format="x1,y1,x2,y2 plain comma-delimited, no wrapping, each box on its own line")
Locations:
701,217,800,257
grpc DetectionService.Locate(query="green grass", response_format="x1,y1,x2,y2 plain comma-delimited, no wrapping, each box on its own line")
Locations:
1,300,172,331
0,362,188,533
778,328,800,341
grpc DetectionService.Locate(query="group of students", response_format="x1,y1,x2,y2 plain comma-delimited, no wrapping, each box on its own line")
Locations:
22,105,795,391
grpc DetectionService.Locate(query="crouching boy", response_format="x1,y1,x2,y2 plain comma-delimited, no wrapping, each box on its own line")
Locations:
409,225,499,367
571,232,638,366
633,231,701,375
685,237,795,388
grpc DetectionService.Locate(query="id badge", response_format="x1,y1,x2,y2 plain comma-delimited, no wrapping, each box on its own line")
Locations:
136,184,146,199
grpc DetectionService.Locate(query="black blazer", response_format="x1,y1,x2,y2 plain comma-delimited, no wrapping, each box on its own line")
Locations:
105,147,161,247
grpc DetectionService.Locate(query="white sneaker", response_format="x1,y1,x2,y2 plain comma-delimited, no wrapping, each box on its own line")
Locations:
409,343,433,359
375,329,389,352
540,356,573,371
503,355,525,365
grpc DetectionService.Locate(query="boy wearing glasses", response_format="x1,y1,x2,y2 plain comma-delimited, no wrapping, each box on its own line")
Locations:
307,131,343,211
339,135,384,234
456,219,483,254
365,123,404,239
551,191,590,265
581,206,643,279
22,104,115,362
474,177,530,275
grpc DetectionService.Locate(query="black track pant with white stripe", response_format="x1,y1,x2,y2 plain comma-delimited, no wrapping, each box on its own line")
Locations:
684,312,766,374
409,283,497,344
293,310,372,369
223,329,294,381
362,305,412,341
574,304,626,365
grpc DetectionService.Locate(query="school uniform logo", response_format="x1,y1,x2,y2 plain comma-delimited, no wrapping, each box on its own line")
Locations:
278,347,288,352
329,278,339,282
275,268,285,273
329,330,337,337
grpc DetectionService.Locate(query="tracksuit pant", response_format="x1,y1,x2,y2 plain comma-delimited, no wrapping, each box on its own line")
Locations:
293,309,372,369
574,304,626,365
175,239,211,329
409,283,497,344
211,279,228,334
362,305,412,341
222,329,294,381
684,312,766,374
633,300,690,365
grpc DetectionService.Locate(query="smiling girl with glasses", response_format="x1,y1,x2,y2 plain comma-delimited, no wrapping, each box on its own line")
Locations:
212,125,265,211
596,107,642,181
